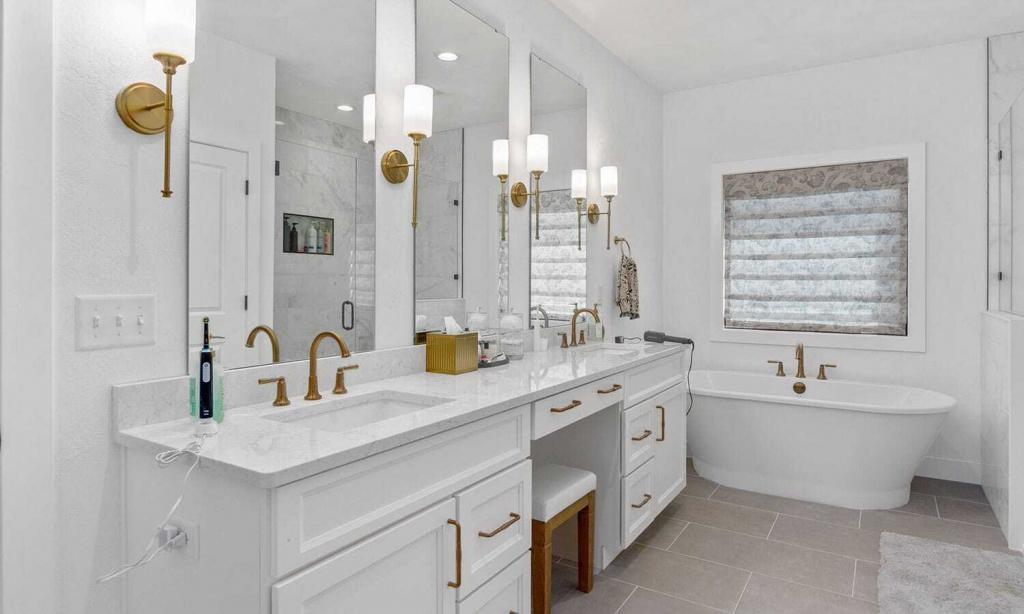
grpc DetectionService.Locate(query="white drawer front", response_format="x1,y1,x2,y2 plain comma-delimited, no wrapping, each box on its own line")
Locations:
456,460,532,598
532,374,623,439
622,401,655,475
621,459,656,548
272,498,457,614
457,552,530,614
624,352,685,407
273,406,530,577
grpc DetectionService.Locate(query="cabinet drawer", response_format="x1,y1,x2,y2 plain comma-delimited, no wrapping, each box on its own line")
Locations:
532,374,623,439
456,460,532,598
622,402,655,475
621,459,656,548
457,552,530,614
273,406,530,577
623,352,685,407
272,498,457,614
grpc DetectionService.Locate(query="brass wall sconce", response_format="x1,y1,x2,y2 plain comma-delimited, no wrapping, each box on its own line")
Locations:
510,134,548,239
380,84,433,228
583,166,619,249
571,169,587,250
115,0,196,199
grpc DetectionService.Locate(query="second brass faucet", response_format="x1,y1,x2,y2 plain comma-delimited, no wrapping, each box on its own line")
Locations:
795,343,806,379
305,331,353,400
569,307,600,347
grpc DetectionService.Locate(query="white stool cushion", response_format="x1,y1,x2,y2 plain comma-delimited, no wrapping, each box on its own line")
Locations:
532,464,597,522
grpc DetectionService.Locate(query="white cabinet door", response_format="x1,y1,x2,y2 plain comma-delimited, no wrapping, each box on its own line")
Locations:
621,458,656,547
652,384,686,512
272,499,458,614
457,553,530,614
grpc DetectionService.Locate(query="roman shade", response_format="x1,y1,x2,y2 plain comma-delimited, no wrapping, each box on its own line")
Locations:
722,158,909,335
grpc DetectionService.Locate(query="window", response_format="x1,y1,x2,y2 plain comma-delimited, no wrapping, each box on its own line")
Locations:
531,189,587,322
709,146,925,352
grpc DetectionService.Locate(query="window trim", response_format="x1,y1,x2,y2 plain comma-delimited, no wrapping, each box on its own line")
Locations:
707,144,927,353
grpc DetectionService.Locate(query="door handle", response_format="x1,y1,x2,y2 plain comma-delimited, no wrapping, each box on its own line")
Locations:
342,300,354,331
447,518,462,588
598,383,622,394
631,429,652,441
656,405,666,441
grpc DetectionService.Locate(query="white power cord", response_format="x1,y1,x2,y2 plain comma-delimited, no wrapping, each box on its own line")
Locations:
97,434,209,584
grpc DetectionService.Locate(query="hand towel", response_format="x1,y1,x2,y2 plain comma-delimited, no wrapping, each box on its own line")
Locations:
616,254,639,319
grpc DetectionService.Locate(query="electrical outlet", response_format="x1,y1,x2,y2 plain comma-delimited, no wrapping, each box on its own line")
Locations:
75,294,156,350
169,517,199,560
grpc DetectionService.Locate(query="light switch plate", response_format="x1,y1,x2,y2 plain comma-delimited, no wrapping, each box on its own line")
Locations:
75,294,156,350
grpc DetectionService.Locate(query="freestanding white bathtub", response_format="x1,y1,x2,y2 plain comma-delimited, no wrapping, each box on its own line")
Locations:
688,370,953,509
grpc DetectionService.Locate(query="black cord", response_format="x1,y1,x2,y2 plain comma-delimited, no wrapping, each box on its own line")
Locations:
685,341,695,416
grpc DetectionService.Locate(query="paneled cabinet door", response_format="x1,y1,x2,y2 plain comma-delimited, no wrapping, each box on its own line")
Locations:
272,499,458,614
652,384,686,511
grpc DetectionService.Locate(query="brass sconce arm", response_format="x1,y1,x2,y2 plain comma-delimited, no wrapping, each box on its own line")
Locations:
508,173,543,239
381,133,426,228
497,175,509,241
585,195,616,249
115,52,187,198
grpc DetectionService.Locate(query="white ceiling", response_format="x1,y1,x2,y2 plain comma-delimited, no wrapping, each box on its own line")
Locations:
547,0,1024,92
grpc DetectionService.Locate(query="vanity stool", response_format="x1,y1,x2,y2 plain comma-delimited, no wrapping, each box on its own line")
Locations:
531,464,596,614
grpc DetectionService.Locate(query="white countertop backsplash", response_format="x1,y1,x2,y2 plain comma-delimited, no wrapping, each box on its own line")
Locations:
113,343,681,488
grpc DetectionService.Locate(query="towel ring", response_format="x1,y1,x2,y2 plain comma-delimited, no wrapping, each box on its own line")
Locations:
614,235,631,258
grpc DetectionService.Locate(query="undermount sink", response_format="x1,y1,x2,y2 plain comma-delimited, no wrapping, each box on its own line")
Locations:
574,342,649,356
264,390,453,433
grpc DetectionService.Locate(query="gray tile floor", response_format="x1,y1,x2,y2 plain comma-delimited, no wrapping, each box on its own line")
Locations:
550,459,1013,614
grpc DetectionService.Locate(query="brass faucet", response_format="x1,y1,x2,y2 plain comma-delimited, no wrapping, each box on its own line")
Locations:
795,343,806,379
569,307,600,347
305,331,352,400
246,325,281,363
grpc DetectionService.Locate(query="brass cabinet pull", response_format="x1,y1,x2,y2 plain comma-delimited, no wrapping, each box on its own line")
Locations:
447,518,462,588
631,494,653,509
551,399,582,413
598,383,622,394
477,512,521,538
631,429,652,441
656,405,666,441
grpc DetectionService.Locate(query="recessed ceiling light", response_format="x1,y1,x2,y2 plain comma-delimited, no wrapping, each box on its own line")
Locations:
274,120,285,126
436,51,459,62
336,104,354,112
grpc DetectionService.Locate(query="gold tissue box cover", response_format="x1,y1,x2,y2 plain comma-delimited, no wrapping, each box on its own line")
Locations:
426,332,479,375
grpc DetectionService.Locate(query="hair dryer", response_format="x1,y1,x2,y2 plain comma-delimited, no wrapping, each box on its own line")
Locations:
644,330,694,345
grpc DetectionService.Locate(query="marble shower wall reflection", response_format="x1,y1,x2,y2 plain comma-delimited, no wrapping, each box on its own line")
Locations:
275,108,376,359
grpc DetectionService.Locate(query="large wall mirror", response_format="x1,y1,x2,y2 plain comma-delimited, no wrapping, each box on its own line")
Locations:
187,0,376,368
529,55,588,326
414,0,509,337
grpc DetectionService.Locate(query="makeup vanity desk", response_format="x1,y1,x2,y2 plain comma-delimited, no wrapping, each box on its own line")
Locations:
116,343,688,614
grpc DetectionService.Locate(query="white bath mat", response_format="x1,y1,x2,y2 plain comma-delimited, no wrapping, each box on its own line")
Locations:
878,532,1024,613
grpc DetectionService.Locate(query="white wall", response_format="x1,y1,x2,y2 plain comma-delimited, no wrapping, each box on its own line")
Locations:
663,40,989,483
50,0,192,611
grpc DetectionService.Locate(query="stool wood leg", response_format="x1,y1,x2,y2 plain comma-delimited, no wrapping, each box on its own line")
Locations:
577,491,595,593
532,519,552,614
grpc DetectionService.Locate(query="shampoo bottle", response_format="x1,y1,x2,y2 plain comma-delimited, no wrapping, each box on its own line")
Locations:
306,223,318,254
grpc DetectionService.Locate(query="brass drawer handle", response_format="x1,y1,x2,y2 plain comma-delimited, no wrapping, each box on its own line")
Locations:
447,518,462,588
598,383,622,394
551,399,582,413
631,429,652,441
656,405,666,441
631,494,653,509
478,512,521,538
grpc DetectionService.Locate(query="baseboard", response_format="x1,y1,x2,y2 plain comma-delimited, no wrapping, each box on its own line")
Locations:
916,455,983,485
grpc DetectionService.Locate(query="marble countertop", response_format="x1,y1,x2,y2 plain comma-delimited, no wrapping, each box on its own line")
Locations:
115,343,683,488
